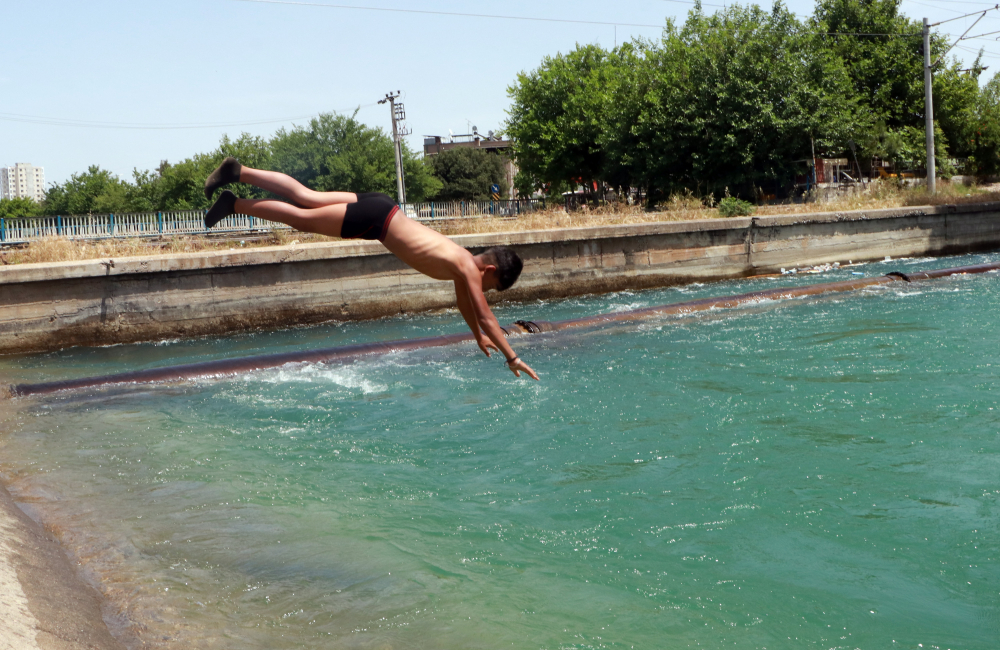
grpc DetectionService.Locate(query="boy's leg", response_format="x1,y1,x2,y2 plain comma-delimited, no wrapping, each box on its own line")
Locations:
233,197,347,237
239,167,358,208
204,190,348,234
204,157,358,208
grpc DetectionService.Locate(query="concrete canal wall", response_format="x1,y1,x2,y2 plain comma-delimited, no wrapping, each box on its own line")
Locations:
1,202,998,355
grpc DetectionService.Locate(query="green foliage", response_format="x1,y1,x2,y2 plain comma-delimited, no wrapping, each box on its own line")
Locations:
811,0,924,130
718,196,755,217
142,133,273,211
505,44,610,194
638,3,858,196
43,166,132,215
401,150,442,203
36,112,442,215
426,149,509,200
506,0,992,201
271,112,398,197
269,112,439,202
813,0,976,165
969,74,1000,177
932,56,985,160
862,121,955,179
507,3,860,200
0,197,43,220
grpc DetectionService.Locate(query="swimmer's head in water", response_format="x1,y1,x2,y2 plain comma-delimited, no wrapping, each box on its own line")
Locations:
478,246,523,291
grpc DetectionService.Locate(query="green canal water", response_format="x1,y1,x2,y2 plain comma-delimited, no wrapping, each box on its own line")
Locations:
1,254,999,649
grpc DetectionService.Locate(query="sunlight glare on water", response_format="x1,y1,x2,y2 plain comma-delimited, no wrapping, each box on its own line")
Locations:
1,254,999,649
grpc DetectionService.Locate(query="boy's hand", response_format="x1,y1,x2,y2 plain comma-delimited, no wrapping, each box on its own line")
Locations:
477,336,499,357
508,357,540,381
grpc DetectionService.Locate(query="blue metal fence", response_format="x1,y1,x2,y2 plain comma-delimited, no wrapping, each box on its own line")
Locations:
0,198,547,244
0,211,280,244
401,198,546,220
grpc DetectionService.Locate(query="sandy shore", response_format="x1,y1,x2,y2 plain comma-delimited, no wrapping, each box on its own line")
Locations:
0,396,125,650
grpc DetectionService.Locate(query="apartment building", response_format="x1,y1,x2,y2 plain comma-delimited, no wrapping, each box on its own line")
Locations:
1,163,45,202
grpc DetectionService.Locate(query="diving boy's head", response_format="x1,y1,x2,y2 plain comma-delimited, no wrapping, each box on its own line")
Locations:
472,246,523,292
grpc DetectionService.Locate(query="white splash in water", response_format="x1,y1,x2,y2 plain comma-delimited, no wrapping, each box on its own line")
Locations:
254,362,389,394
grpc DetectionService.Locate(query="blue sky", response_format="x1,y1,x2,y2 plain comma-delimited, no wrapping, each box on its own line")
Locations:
2,0,996,186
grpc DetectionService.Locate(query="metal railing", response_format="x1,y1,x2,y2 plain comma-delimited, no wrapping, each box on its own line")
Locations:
0,211,288,244
0,199,547,244
400,198,546,220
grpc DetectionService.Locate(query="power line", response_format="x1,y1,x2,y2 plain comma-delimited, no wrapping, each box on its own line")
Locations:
231,0,926,37
231,0,668,28
956,42,1000,55
227,0,994,39
659,0,727,8
905,0,977,15
0,104,378,130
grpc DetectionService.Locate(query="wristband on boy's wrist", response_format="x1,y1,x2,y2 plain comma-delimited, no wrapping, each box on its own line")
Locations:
506,355,519,365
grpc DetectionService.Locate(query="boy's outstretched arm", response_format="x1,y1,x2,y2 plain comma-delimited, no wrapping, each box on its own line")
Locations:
455,286,498,357
454,267,539,381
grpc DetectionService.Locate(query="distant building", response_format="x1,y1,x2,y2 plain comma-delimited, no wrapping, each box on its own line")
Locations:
423,130,519,198
1,163,45,202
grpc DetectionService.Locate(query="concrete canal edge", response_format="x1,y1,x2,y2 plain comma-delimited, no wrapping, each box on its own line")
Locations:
0,482,127,650
5,201,999,355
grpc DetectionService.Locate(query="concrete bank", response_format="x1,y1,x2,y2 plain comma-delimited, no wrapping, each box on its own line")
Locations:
0,480,126,650
1,202,998,354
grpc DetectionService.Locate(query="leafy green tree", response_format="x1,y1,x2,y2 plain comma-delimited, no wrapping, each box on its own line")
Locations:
129,132,273,212
401,153,443,203
0,197,43,219
506,44,610,196
812,0,973,166
615,2,858,198
508,3,861,200
426,148,508,200
599,40,656,196
812,0,925,130
863,121,953,178
43,166,132,215
270,111,439,202
968,74,1000,177
932,54,987,160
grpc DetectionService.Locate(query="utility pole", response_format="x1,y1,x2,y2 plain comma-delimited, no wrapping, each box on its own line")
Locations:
378,91,411,205
920,6,1000,195
924,17,935,195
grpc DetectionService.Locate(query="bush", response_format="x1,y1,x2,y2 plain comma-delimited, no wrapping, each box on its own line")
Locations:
718,197,755,217
426,148,508,201
0,197,43,219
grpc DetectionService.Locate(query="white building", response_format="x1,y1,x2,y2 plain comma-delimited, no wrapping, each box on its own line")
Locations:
1,163,45,202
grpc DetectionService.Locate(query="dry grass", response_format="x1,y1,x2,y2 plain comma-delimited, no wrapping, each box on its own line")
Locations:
0,231,329,266
2,181,998,266
433,180,1000,235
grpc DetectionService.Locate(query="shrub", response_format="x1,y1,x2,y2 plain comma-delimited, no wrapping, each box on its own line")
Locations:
718,196,755,217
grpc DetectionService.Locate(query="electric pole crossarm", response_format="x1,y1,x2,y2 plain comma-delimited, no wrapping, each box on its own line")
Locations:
933,12,986,66
929,5,999,28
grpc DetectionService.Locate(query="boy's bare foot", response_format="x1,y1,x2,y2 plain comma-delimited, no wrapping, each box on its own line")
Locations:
204,157,242,199
205,190,237,229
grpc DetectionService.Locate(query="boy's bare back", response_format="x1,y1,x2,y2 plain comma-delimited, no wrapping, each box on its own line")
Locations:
381,212,473,282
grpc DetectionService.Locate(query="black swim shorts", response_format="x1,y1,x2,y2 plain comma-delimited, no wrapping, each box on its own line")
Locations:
341,192,399,242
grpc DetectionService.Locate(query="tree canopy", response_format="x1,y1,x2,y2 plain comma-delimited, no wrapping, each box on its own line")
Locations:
426,148,509,201
506,0,994,201
37,112,441,216
0,197,43,220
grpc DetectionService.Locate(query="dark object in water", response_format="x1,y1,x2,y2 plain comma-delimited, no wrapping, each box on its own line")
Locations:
9,261,1000,397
